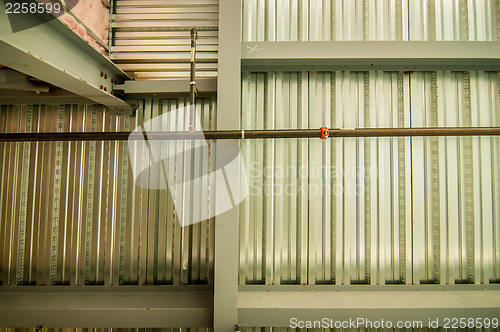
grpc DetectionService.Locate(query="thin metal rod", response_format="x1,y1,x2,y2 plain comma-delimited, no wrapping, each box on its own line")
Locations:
189,28,198,132
0,127,499,142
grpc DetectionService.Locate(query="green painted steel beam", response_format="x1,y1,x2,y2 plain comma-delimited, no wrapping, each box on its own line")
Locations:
0,87,96,105
0,7,131,109
241,41,500,71
214,0,241,331
0,286,213,328
114,78,217,96
238,285,500,328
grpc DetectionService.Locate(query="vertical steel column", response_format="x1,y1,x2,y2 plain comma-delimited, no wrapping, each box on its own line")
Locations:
214,0,241,331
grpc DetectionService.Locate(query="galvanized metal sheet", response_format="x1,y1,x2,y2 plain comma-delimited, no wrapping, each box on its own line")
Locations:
238,0,500,287
242,0,409,41
239,71,500,285
242,0,497,41
0,99,215,286
409,0,497,41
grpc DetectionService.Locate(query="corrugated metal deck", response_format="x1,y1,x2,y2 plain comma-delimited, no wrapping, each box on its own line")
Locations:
0,99,216,286
236,0,500,287
242,0,497,41
0,0,499,329
239,70,500,286
110,0,219,80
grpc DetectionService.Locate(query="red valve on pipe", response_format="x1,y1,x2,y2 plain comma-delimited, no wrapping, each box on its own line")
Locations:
320,127,329,139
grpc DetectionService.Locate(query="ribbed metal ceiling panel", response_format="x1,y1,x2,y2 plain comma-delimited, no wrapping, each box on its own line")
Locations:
238,0,500,286
242,0,497,41
110,0,219,80
0,99,216,286
239,70,500,286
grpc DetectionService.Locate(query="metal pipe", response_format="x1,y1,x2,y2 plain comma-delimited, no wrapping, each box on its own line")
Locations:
189,28,198,132
1,127,499,142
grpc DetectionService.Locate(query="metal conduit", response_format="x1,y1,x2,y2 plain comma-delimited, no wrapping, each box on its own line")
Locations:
1,127,500,142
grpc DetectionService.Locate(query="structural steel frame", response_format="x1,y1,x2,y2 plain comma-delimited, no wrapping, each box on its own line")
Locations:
0,286,213,328
0,0,499,331
0,86,97,105
0,5,131,109
213,0,241,330
213,1,500,331
241,41,500,71
238,285,500,327
113,78,217,97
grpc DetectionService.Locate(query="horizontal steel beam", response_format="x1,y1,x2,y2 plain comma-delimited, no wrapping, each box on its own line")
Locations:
114,79,217,96
0,87,96,105
0,8,131,109
238,285,500,328
1,127,499,142
0,68,50,92
241,41,500,71
0,286,213,328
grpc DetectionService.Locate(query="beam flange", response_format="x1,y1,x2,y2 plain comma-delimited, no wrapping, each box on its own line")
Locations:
0,7,131,109
0,286,213,328
238,285,500,328
241,41,500,71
